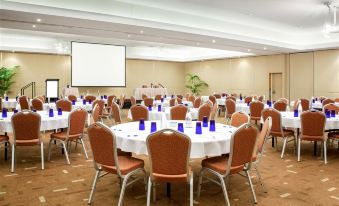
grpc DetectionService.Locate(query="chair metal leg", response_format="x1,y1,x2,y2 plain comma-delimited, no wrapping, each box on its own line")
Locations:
11,144,15,173
40,142,44,170
80,138,88,159
190,173,193,206
281,137,287,159
324,140,328,164
4,142,8,161
254,165,267,193
146,177,152,206
246,170,257,204
152,182,157,203
196,168,205,199
217,174,230,206
61,142,70,164
297,137,301,162
88,170,100,205
118,174,131,206
48,139,52,161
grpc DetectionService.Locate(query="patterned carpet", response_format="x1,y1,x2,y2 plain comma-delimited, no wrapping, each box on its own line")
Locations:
0,110,339,206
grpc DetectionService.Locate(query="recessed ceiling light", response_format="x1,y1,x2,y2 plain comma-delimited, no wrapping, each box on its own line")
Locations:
212,39,216,43
32,24,36,28
263,47,267,50
140,30,144,34
247,49,251,52
36,18,41,22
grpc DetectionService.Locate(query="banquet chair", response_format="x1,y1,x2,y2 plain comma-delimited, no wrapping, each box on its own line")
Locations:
18,96,30,110
214,94,221,99
319,96,327,101
170,104,188,120
130,105,148,121
37,96,45,103
300,98,310,111
209,95,216,105
48,108,88,164
231,93,237,98
194,97,202,108
244,96,252,104
225,99,236,122
335,98,339,102
185,93,190,101
188,95,196,104
258,95,264,102
226,96,236,102
155,94,162,100
56,99,72,112
322,98,334,106
198,103,212,121
130,96,137,106
249,101,264,124
197,123,258,205
177,95,183,100
67,94,77,102
0,134,10,161
111,102,123,124
146,129,192,205
262,108,295,159
298,110,327,164
210,102,218,120
273,100,287,111
292,100,299,111
119,94,125,109
169,98,176,107
177,97,183,104
142,94,148,100
230,111,249,127
31,98,44,111
90,104,100,124
93,99,108,122
106,95,116,112
11,111,44,172
278,98,289,105
87,123,146,205
251,117,272,192
85,95,97,102
323,103,339,114
252,95,258,100
144,98,154,107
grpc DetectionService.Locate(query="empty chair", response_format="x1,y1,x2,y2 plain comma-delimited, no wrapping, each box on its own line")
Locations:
106,95,116,112
31,98,43,111
146,129,193,205
130,105,148,121
56,99,72,112
85,95,96,102
258,95,264,102
252,95,258,100
11,111,44,172
170,105,188,120
210,102,218,120
185,93,190,100
90,104,100,124
273,100,287,111
169,98,176,107
298,110,327,164
230,111,249,127
198,103,212,121
231,93,237,98
322,98,334,106
48,108,88,164
144,98,154,107
177,95,183,99
36,96,45,103
213,94,221,99
18,96,30,110
335,98,339,102
278,98,289,105
119,94,125,109
225,99,236,120
292,100,300,111
319,96,327,101
142,94,148,100
244,96,252,104
226,96,236,102
111,102,123,124
208,95,216,105
194,97,202,108
155,94,162,100
130,96,137,106
177,97,183,104
87,122,146,205
323,103,339,114
300,98,310,111
249,101,264,124
92,99,106,121
188,95,196,104
197,123,258,205
68,94,77,102
262,108,295,158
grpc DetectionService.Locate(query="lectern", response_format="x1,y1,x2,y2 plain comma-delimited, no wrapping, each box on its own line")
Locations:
45,79,59,102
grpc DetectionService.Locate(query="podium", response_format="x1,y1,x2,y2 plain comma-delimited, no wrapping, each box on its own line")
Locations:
45,79,59,102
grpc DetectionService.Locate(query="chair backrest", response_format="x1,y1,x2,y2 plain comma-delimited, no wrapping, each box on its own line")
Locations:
111,102,122,123
226,96,236,102
292,100,299,111
210,102,218,120
254,117,272,156
130,104,148,121
300,98,309,111
230,111,249,127
119,94,125,109
213,94,221,99
142,94,148,100
322,98,334,106
198,103,212,121
93,99,105,115
193,97,201,108
319,96,327,101
177,97,183,104
85,95,96,102
107,95,116,107
252,95,258,100
177,95,183,99
36,96,44,103
185,93,190,100
334,98,339,102
273,100,287,111
130,96,136,106
258,95,264,102
155,95,162,100
300,110,326,140
68,94,77,102
31,98,43,111
56,99,72,112
188,95,195,103
244,96,252,104
90,104,100,124
68,108,88,136
170,105,188,120
231,93,237,98
262,108,282,134
227,123,257,174
249,101,264,118
323,103,339,114
144,98,154,107
147,129,191,181
11,111,41,142
169,98,176,107
19,96,30,110
87,122,120,174
208,95,216,105
225,99,236,117
278,98,289,105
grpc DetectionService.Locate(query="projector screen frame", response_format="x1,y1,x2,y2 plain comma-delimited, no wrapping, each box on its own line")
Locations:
71,41,127,87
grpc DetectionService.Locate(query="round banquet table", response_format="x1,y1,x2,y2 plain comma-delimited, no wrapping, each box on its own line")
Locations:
16,102,93,112
110,120,236,158
235,103,269,114
127,107,198,121
0,111,69,133
2,99,18,109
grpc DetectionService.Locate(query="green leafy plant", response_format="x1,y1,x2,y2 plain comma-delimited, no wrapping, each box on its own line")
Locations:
185,73,209,96
0,65,19,97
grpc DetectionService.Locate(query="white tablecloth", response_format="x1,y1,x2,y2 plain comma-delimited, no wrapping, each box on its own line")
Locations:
311,101,339,109
134,88,168,100
217,98,243,106
141,100,193,108
128,107,198,121
0,111,69,133
2,99,18,109
110,121,236,158
235,103,269,114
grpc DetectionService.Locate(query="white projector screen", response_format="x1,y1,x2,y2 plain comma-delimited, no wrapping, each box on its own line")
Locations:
71,42,126,87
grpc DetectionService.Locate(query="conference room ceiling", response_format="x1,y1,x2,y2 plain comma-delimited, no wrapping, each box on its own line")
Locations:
1,0,339,61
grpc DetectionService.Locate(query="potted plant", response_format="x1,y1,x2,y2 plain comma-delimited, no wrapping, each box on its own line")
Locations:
0,65,19,97
185,73,209,96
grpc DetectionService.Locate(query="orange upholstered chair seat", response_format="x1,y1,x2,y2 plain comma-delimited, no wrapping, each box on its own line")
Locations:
50,132,81,141
152,167,192,183
15,139,39,146
101,156,144,175
201,156,244,174
0,135,9,142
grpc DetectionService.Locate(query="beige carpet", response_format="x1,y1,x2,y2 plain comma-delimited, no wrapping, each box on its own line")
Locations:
0,110,339,206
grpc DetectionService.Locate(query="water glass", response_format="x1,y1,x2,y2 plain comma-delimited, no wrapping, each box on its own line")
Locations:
331,110,336,118
312,99,315,103
72,100,75,105
49,108,54,117
101,96,103,99
178,123,184,133
326,110,330,118
209,120,216,132
13,109,18,114
148,105,152,111
89,100,92,104
150,122,157,133
196,122,202,134
2,108,7,118
58,108,62,115
139,119,145,130
104,95,107,99
158,105,161,112
5,96,8,101
294,109,298,117
202,116,208,127
161,98,164,102
83,99,86,105
80,95,83,99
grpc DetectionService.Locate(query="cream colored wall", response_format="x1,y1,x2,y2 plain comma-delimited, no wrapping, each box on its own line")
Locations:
0,52,185,98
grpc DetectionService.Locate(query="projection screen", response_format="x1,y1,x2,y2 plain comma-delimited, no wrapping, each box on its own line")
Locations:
71,42,126,87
